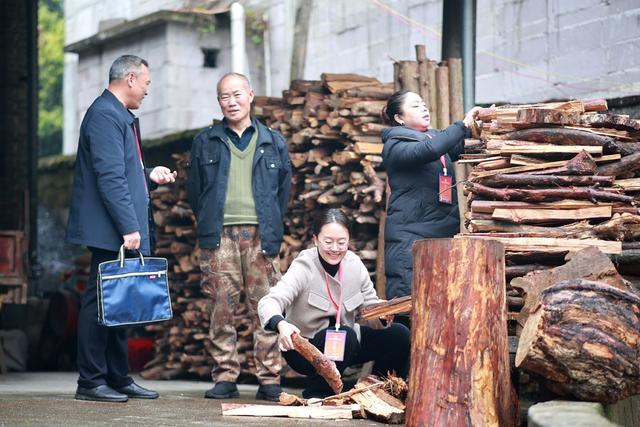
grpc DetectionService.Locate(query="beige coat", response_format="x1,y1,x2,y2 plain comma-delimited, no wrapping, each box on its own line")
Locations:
258,248,381,340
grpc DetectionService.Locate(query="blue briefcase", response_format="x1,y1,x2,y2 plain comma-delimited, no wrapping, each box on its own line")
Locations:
97,245,173,327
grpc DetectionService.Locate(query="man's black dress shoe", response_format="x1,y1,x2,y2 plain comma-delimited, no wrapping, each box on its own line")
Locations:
75,385,128,402
114,382,159,399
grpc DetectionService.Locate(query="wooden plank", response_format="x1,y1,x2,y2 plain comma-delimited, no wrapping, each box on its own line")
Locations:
459,235,622,254
221,403,354,419
498,145,602,155
614,178,640,191
491,206,612,224
471,200,611,214
354,142,383,155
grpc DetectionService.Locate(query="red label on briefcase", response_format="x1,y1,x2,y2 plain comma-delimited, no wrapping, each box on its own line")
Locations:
439,173,453,204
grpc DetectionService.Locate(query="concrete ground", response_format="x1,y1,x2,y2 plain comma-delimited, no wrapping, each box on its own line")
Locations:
0,372,379,426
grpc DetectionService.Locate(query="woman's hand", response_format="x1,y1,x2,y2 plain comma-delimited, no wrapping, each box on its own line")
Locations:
380,314,394,326
277,320,301,351
462,106,482,128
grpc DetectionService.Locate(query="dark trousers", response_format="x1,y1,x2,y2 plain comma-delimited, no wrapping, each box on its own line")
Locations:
283,323,410,394
76,247,133,389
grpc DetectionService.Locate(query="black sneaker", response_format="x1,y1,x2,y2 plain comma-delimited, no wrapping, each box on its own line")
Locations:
204,381,240,399
255,384,282,402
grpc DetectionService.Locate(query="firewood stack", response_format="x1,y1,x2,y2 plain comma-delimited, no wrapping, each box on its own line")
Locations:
459,99,640,319
252,73,391,275
142,73,393,380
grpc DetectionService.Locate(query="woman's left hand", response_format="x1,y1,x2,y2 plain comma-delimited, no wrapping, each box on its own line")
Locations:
380,314,394,326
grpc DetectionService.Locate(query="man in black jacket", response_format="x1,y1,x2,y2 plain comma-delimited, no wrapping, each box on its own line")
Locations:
66,55,176,402
187,73,291,401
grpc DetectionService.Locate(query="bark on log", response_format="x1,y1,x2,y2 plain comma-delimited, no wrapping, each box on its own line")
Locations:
596,151,640,177
435,65,451,128
406,238,517,427
480,174,615,187
515,279,640,403
291,333,343,394
414,45,430,110
502,127,634,156
465,182,636,204
510,247,629,327
427,60,438,128
394,61,420,93
448,58,464,123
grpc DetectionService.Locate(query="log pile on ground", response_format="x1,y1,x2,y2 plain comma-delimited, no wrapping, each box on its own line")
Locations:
460,100,640,404
252,73,391,278
461,99,640,321
142,72,394,380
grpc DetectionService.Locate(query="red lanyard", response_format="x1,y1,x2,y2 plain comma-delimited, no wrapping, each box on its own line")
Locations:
132,123,148,192
440,155,448,176
324,264,344,330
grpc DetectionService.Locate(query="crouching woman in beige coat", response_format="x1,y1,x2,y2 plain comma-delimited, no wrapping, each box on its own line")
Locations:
258,208,410,399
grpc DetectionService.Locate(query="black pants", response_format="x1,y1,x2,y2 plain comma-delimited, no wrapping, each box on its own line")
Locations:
76,247,133,389
283,323,410,394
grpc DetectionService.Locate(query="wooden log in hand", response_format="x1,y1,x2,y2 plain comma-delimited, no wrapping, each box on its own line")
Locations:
515,279,640,403
291,333,343,394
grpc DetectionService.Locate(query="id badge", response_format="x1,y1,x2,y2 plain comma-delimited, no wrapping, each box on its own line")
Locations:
439,174,453,204
324,329,347,361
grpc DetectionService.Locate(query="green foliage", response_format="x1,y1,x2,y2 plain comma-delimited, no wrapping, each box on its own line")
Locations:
245,9,266,46
38,0,64,157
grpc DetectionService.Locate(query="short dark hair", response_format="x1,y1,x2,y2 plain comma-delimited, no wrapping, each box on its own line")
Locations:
381,90,411,126
216,72,252,96
312,208,350,236
108,55,149,83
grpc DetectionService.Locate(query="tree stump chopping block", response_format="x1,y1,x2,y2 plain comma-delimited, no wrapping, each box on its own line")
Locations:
515,279,640,403
406,238,518,427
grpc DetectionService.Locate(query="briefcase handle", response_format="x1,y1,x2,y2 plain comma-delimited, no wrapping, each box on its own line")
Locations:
118,244,145,268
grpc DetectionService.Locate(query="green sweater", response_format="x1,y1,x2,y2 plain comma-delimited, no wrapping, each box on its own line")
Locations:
223,129,259,225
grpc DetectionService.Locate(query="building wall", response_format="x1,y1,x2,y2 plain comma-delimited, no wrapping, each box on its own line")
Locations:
68,19,231,145
64,0,640,144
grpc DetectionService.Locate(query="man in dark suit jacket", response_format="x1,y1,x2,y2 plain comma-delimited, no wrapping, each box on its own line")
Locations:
66,55,176,402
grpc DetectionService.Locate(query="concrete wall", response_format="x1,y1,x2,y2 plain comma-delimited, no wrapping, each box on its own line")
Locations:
63,0,640,143
66,18,231,151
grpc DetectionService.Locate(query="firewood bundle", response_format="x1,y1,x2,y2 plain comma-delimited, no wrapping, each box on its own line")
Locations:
252,73,391,275
461,98,640,317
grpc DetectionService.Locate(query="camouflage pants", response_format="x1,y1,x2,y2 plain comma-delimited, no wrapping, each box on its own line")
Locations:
200,225,282,384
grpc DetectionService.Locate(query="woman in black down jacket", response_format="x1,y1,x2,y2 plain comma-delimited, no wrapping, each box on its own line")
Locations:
381,90,480,322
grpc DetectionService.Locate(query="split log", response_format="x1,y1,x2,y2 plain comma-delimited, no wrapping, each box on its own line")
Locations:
470,199,610,214
221,403,356,419
463,235,622,255
491,206,612,224
465,182,636,204
515,279,640,403
510,247,629,327
349,377,405,424
406,238,517,427
291,333,343,394
360,296,412,319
